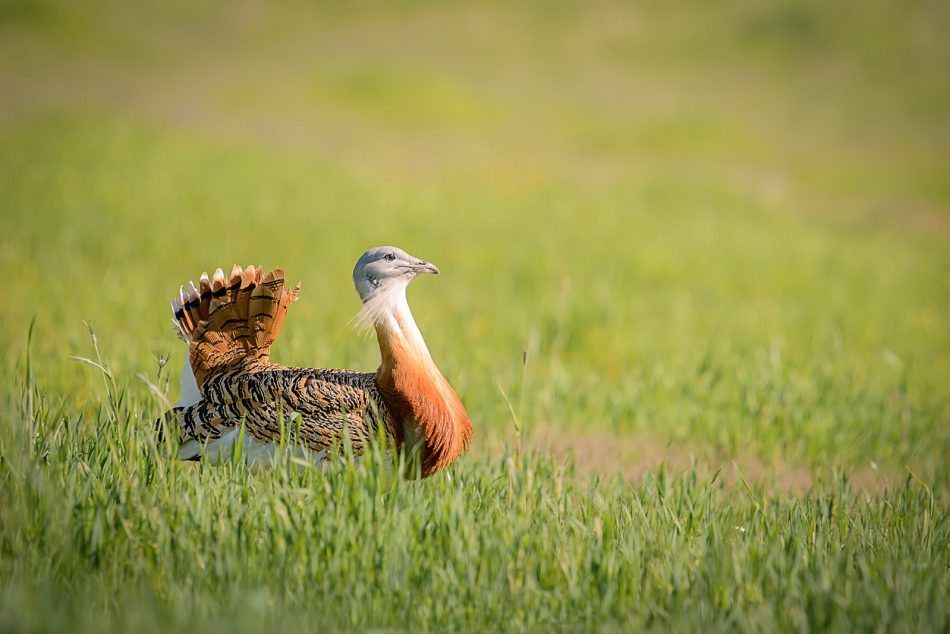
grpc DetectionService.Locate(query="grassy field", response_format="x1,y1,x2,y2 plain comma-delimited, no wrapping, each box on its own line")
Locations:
1,1,948,631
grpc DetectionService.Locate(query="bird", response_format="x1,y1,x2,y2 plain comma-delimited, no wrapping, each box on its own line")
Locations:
159,246,472,478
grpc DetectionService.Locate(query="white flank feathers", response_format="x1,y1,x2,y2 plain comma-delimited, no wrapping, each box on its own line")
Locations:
176,356,202,407
177,428,329,466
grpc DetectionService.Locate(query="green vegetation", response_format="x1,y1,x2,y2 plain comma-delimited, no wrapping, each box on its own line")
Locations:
1,1,948,631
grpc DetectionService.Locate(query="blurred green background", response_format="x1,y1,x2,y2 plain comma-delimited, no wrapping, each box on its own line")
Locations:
1,2,949,631
1,0,948,476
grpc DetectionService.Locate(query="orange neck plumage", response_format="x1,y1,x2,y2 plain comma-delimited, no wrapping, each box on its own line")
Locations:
371,291,472,478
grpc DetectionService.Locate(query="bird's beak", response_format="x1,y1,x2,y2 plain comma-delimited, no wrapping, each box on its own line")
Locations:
414,260,440,275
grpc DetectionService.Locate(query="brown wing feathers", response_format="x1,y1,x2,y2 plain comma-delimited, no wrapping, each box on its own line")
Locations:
172,265,300,388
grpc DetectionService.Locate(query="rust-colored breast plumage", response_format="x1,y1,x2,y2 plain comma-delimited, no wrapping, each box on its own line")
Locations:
375,327,473,477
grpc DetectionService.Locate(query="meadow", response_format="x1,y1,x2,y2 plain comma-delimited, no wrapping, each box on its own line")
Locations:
1,1,948,631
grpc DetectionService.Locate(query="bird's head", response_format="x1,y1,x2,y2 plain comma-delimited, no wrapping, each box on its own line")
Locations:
353,246,440,302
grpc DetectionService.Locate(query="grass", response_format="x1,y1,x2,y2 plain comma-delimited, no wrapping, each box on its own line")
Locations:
4,344,948,632
1,0,948,631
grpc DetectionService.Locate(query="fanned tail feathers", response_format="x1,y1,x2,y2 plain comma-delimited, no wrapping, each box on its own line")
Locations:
171,265,300,388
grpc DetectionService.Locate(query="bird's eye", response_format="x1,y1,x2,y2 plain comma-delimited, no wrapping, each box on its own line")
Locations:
384,253,397,262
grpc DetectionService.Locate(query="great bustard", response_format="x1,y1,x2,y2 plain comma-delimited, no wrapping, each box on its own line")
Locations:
160,247,472,477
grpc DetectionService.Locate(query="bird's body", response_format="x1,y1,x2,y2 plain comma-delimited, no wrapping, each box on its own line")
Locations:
160,247,471,477
171,367,397,464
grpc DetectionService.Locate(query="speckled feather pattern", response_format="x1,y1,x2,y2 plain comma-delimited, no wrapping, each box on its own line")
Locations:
171,367,399,456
